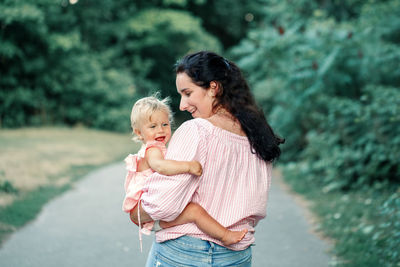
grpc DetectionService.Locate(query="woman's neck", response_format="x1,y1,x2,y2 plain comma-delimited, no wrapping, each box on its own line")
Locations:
206,109,246,136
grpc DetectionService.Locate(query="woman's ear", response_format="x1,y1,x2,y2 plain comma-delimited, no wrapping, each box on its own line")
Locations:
208,81,220,97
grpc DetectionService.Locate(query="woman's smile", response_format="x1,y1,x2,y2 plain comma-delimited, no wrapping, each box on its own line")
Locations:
176,73,215,119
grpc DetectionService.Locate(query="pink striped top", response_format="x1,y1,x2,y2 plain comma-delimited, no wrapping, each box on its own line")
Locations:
141,118,272,251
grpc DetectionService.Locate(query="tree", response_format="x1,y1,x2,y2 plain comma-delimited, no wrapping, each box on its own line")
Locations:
0,0,222,128
230,0,400,188
120,8,221,113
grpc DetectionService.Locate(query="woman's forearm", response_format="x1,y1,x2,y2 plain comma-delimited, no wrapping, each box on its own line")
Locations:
130,203,153,226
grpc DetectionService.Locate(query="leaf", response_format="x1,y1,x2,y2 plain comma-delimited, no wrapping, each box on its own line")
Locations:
318,47,340,77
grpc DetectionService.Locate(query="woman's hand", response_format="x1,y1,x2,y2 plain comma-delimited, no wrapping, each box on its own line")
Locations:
130,203,153,226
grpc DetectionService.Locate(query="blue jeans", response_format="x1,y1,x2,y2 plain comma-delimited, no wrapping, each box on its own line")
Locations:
145,236,252,267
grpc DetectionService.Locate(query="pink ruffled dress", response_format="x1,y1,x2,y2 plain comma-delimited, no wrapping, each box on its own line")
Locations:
122,141,166,250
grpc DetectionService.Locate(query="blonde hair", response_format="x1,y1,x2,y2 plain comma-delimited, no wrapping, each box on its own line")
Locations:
130,93,173,142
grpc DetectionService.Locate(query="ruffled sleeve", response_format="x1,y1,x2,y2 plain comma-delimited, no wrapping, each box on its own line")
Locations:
124,154,138,171
143,141,167,158
123,154,138,190
122,151,151,213
136,143,147,159
122,141,167,213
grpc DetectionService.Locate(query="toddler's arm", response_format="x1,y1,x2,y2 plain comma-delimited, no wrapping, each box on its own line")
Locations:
146,147,202,176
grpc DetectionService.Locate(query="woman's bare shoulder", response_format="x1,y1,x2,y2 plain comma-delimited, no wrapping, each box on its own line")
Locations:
206,115,246,137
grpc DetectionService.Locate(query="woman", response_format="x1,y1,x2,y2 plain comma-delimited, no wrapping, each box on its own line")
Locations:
131,51,284,266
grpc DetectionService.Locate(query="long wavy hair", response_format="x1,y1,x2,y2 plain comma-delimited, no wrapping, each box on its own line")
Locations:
175,51,284,162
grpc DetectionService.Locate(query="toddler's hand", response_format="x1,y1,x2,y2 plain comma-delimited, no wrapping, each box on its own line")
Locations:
189,161,202,176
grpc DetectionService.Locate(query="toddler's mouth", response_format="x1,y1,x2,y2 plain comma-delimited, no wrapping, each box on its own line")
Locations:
155,136,165,142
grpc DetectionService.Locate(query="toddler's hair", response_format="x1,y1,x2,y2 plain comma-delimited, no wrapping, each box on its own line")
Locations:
130,93,173,142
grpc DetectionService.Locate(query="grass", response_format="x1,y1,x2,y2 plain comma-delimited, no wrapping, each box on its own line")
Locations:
0,127,140,244
282,164,400,267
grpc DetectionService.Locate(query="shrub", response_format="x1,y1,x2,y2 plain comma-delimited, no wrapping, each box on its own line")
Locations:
231,0,400,189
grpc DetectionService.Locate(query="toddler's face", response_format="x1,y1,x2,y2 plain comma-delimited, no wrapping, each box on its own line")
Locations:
136,110,171,144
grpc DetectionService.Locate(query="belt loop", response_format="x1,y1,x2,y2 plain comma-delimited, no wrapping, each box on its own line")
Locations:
208,241,214,265
208,241,214,253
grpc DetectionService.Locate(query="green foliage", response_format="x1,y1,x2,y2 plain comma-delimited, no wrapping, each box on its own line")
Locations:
183,0,265,48
0,0,135,131
231,0,400,188
131,0,262,49
379,191,400,264
42,52,134,131
122,8,221,109
0,185,69,227
231,0,400,265
302,86,399,191
0,180,18,194
283,165,400,266
0,0,225,130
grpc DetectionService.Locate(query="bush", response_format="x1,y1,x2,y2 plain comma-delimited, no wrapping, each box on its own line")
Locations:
0,1,222,131
301,85,400,190
231,0,400,189
231,1,400,265
283,164,400,266
0,180,18,194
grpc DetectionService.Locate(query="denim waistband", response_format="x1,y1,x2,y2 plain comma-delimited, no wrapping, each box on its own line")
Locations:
168,235,232,252
150,236,252,266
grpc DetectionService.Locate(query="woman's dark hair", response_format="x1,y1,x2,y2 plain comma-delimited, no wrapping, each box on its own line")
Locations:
175,51,284,162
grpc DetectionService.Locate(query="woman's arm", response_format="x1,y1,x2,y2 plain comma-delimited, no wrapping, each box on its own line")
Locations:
146,147,202,176
129,145,203,224
140,120,205,222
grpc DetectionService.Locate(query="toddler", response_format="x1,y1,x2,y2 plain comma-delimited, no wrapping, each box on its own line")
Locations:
122,95,247,250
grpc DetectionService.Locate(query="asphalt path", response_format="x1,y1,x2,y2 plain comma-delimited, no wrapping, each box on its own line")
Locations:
0,163,333,267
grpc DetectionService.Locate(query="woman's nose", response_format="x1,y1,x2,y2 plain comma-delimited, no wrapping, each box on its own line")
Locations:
179,97,187,111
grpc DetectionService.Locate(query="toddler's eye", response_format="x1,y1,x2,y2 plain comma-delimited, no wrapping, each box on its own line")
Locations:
163,123,169,127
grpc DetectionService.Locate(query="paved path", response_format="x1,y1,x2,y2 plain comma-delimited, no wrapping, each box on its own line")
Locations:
0,163,333,267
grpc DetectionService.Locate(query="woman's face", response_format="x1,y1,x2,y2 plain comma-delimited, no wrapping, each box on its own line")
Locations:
176,72,215,119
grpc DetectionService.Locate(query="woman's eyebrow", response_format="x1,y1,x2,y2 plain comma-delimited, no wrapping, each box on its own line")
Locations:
179,88,189,93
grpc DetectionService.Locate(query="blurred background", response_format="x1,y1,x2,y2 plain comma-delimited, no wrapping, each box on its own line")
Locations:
1,0,399,266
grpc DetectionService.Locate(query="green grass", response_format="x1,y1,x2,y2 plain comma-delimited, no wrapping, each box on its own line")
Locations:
282,165,400,267
0,185,70,238
0,164,97,242
0,127,140,245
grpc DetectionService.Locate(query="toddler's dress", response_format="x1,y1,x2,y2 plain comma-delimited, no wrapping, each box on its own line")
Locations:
122,141,166,250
